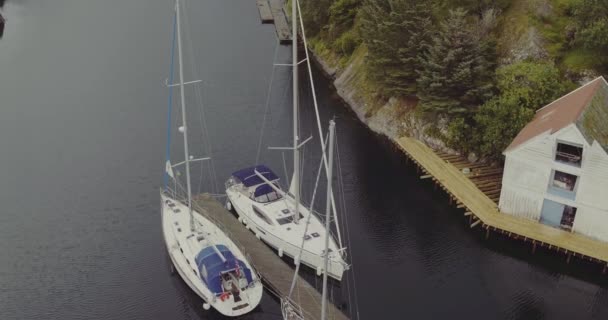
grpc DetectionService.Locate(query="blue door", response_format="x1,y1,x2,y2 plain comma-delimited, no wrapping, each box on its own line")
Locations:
540,199,565,228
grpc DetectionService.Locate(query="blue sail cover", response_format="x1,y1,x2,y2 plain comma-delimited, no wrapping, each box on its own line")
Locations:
195,245,253,295
232,165,279,187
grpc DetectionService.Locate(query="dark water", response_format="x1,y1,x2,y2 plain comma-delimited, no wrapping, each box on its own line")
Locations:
1,1,607,319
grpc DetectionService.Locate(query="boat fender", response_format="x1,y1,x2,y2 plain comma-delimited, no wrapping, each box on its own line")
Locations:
219,292,231,302
316,266,322,276
256,232,261,240
203,303,211,310
294,256,300,266
278,248,283,257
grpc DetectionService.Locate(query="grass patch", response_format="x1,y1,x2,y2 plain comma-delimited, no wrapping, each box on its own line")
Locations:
496,0,532,58
562,48,604,71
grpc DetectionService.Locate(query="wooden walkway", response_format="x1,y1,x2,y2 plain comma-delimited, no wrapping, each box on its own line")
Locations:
397,137,608,272
256,0,273,23
192,194,349,320
256,0,291,44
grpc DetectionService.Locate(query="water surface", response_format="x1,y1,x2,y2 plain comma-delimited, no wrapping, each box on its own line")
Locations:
0,1,607,319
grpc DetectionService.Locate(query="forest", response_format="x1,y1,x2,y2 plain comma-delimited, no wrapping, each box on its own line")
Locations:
300,0,608,161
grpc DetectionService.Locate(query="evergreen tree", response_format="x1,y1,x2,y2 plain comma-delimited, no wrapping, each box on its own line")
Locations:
573,0,608,53
417,8,495,115
474,61,571,160
447,0,511,16
300,0,334,37
360,0,432,96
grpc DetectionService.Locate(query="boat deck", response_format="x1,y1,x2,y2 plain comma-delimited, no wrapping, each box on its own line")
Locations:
397,137,608,270
192,194,349,320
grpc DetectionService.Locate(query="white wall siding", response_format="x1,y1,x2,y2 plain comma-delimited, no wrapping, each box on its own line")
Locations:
499,185,543,220
572,206,608,242
510,134,554,164
578,142,608,209
499,150,550,220
554,124,586,146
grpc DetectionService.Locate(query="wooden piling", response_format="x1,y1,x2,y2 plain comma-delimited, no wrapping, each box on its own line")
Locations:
470,219,482,228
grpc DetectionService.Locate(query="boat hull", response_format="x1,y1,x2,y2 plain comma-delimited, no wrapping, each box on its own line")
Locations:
226,190,346,281
161,193,263,317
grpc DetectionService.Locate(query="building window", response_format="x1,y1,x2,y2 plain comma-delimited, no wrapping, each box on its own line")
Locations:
547,170,578,200
555,142,582,167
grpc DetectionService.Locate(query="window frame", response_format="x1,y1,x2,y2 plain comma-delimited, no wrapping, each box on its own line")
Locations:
547,169,580,200
554,140,583,168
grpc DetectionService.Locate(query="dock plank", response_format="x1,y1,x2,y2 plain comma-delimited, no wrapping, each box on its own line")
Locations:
397,137,608,264
257,0,274,23
192,194,348,320
268,0,291,43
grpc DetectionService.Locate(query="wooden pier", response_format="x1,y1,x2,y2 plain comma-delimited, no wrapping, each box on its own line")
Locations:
434,151,504,204
192,194,349,320
256,0,291,44
397,137,608,272
256,0,273,23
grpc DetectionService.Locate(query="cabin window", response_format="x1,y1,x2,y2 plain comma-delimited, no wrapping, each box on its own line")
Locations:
276,213,305,225
547,170,579,200
254,194,269,203
555,142,583,167
254,191,282,203
252,206,274,225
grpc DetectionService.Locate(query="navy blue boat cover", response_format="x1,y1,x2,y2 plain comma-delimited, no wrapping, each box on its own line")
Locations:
232,165,279,187
253,183,276,197
195,245,253,295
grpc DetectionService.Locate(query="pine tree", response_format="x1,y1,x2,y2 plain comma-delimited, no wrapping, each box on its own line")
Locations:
360,0,432,97
417,8,495,115
300,0,334,37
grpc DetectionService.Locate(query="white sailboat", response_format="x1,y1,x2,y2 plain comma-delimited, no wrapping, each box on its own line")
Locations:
224,0,348,281
161,1,263,316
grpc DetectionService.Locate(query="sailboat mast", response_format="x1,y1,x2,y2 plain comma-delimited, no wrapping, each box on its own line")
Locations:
321,120,335,320
175,0,194,231
291,0,300,223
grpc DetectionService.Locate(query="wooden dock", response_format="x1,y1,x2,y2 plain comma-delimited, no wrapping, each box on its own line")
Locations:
397,137,608,272
192,194,349,320
256,0,273,23
434,151,503,204
256,0,291,44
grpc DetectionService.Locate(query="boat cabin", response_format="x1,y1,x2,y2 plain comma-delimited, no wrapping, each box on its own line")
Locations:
195,244,253,301
227,165,284,203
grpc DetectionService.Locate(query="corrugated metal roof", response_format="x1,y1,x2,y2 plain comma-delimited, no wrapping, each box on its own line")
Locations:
505,77,608,153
